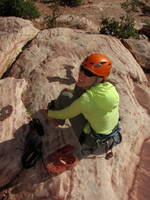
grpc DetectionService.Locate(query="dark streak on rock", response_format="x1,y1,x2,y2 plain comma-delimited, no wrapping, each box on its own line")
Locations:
93,159,98,184
0,105,13,121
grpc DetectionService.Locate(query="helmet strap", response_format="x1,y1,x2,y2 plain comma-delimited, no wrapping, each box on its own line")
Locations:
95,77,104,83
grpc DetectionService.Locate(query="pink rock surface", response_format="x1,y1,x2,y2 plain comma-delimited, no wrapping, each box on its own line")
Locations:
0,17,39,78
129,138,150,200
0,27,150,200
122,38,150,70
0,78,29,187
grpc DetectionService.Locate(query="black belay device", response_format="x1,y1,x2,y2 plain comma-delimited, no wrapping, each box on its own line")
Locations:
21,118,44,169
0,118,45,193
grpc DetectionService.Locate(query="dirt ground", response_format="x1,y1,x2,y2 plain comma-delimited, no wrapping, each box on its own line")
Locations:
32,0,150,30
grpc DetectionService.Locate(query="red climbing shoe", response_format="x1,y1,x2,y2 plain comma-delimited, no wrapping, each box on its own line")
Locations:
46,144,78,174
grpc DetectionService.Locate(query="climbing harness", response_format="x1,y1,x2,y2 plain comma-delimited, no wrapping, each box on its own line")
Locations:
81,124,122,159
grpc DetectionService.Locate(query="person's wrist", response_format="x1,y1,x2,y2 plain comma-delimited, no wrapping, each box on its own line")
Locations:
47,100,56,110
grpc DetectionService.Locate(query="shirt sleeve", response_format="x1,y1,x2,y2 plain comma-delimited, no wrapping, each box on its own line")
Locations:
48,97,84,119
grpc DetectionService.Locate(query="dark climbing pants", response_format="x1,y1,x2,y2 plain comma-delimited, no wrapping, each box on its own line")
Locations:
79,126,122,156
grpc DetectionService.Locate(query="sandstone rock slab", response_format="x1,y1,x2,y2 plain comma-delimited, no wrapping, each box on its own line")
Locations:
57,14,99,33
0,17,39,78
122,38,150,70
0,78,30,188
141,25,150,39
6,28,150,200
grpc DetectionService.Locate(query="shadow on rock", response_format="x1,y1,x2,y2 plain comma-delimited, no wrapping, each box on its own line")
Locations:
0,108,79,196
47,65,76,85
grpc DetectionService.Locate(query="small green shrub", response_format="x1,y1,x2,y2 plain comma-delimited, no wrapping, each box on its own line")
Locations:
100,16,139,39
121,0,141,12
58,0,83,7
0,0,40,19
45,2,61,28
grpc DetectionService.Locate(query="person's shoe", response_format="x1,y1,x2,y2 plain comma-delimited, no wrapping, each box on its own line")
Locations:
46,145,78,174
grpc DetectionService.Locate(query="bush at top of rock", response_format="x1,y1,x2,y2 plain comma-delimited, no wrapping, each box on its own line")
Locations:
58,0,83,7
121,0,142,12
100,16,139,39
45,2,62,28
0,0,40,19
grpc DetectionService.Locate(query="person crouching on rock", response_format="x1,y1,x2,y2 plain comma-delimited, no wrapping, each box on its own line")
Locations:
47,53,122,159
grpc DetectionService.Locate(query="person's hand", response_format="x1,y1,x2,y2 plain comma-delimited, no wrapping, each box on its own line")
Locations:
40,108,61,128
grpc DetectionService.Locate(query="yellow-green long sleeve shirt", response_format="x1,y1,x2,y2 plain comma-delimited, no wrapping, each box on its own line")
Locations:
48,82,120,134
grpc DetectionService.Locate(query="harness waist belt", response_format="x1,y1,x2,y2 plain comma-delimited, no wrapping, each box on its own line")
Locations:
91,124,121,140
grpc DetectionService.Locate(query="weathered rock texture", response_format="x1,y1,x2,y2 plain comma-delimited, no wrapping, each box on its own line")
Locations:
0,78,30,188
57,14,99,33
122,38,150,70
141,25,150,39
142,5,150,16
0,17,39,78
129,138,150,200
1,27,148,200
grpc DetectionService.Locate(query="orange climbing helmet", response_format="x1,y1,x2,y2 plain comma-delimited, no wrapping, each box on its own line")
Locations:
81,53,112,80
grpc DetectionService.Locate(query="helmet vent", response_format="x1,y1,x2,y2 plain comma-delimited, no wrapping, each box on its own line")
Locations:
94,62,106,68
